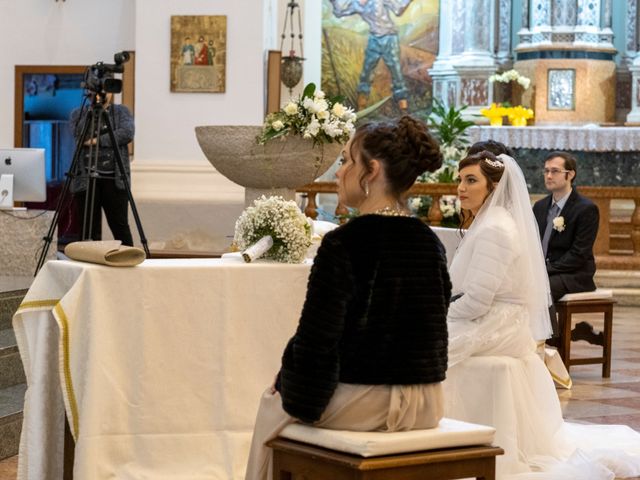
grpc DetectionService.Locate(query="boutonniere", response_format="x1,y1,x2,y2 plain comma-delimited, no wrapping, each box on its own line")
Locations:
552,216,565,232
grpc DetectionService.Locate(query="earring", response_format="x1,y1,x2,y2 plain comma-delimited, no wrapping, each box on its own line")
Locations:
364,181,370,197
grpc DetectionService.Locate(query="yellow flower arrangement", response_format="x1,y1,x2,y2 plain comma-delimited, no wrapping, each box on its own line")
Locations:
507,105,534,127
480,103,509,126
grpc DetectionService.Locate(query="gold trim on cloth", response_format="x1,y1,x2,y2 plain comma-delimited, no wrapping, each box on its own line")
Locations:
549,370,573,390
17,299,60,312
53,303,80,440
537,341,573,390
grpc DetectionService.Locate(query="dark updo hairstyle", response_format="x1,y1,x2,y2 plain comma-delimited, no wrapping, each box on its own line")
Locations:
457,150,506,230
349,115,442,198
458,150,505,194
467,140,515,158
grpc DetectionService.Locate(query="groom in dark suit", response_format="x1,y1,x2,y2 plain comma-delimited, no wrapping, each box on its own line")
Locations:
533,152,599,315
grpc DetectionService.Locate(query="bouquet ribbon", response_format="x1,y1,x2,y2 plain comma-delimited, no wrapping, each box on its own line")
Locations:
242,236,273,263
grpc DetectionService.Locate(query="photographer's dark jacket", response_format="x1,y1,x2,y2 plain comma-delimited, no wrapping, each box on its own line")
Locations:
69,104,134,193
277,215,451,423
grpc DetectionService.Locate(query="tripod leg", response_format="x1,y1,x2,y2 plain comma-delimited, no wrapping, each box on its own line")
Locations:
82,112,102,242
100,108,151,258
35,107,96,275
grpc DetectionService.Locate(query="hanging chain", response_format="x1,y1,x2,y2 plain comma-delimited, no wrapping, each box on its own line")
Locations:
279,1,303,58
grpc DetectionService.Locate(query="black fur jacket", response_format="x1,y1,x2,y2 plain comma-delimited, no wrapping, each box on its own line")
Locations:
277,214,451,423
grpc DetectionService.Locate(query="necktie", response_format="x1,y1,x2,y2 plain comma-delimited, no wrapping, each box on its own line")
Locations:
542,203,560,258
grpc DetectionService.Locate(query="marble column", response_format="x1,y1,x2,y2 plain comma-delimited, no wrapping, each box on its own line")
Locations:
625,1,640,123
429,0,459,108
495,0,513,70
430,0,499,117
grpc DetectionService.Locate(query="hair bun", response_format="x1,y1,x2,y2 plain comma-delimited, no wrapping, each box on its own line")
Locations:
396,116,442,175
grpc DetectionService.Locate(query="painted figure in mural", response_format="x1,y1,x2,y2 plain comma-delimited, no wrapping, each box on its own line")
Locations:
207,40,216,66
195,36,208,65
329,0,413,112
181,36,195,65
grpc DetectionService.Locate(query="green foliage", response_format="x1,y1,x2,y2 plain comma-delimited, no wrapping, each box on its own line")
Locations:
428,100,475,148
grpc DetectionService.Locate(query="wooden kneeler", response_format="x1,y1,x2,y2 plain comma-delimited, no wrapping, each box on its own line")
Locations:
556,290,615,378
268,418,503,480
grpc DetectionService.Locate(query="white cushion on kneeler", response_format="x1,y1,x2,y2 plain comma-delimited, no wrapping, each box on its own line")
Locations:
278,417,496,458
559,288,613,302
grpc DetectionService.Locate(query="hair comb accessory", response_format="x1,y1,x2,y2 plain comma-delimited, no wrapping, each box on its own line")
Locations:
484,158,504,169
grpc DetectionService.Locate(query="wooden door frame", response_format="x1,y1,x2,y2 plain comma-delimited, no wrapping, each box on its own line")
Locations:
14,54,136,148
14,65,87,147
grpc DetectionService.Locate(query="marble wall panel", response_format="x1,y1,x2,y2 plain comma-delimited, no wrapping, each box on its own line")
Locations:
461,78,488,106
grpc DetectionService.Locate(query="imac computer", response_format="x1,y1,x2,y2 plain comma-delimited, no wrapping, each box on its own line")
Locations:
0,148,46,210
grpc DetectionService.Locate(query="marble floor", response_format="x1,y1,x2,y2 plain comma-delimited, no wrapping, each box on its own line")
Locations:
0,306,638,480
558,306,640,431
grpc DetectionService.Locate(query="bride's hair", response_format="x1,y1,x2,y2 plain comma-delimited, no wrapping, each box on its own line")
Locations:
349,115,442,197
458,151,505,193
458,150,506,230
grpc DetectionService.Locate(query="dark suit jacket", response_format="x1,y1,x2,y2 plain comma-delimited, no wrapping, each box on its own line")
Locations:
533,188,598,293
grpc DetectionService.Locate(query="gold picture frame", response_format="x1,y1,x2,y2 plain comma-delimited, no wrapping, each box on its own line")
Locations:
170,15,227,93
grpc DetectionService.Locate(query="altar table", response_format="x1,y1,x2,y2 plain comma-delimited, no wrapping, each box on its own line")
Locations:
13,258,311,480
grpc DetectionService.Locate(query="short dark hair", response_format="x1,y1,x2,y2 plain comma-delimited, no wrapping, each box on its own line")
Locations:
350,115,442,198
544,151,577,183
467,140,515,158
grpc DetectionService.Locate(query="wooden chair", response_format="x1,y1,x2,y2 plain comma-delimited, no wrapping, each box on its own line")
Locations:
555,289,616,377
268,418,503,480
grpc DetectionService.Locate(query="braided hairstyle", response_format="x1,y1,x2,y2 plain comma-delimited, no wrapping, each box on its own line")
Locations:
349,115,442,198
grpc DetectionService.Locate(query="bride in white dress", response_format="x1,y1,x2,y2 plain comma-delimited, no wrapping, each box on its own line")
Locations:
445,150,640,479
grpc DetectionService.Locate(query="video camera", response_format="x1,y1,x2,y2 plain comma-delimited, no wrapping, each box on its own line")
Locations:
83,51,131,95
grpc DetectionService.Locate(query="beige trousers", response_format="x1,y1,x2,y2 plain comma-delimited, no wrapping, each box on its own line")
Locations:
244,382,443,480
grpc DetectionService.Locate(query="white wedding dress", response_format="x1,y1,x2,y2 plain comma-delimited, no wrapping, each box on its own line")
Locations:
444,155,640,479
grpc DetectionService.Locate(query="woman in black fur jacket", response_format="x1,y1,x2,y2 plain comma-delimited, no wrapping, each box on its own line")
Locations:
246,116,451,480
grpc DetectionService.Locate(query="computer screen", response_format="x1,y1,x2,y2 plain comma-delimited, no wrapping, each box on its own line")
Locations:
0,148,46,208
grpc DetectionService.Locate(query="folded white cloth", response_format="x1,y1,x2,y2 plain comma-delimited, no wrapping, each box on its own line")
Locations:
311,220,339,237
306,220,340,259
559,289,613,301
64,241,145,267
279,418,496,457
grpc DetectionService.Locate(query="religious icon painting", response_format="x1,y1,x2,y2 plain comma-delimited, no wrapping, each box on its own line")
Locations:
321,0,439,118
170,15,227,93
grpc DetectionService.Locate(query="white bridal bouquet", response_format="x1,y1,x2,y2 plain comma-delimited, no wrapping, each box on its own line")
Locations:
257,83,356,146
234,196,312,263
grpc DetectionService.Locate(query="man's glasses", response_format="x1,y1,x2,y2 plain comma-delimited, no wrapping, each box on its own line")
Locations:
543,168,570,176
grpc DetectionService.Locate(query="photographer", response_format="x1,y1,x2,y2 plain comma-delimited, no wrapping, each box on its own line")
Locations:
69,92,135,246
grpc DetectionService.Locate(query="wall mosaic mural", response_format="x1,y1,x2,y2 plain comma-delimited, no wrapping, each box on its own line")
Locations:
321,0,439,118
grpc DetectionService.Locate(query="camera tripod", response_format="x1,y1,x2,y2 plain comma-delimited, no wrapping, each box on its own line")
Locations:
35,93,150,274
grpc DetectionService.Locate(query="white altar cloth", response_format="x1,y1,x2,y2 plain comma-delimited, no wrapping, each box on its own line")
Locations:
468,125,640,152
13,258,311,480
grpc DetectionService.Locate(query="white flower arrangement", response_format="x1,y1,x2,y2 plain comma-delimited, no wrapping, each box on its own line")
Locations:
233,196,312,263
552,216,566,232
258,83,356,146
489,69,531,90
440,195,461,219
420,145,464,184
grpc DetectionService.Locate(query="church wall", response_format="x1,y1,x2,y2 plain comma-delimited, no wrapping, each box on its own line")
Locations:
0,0,324,251
134,0,267,164
0,0,135,149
